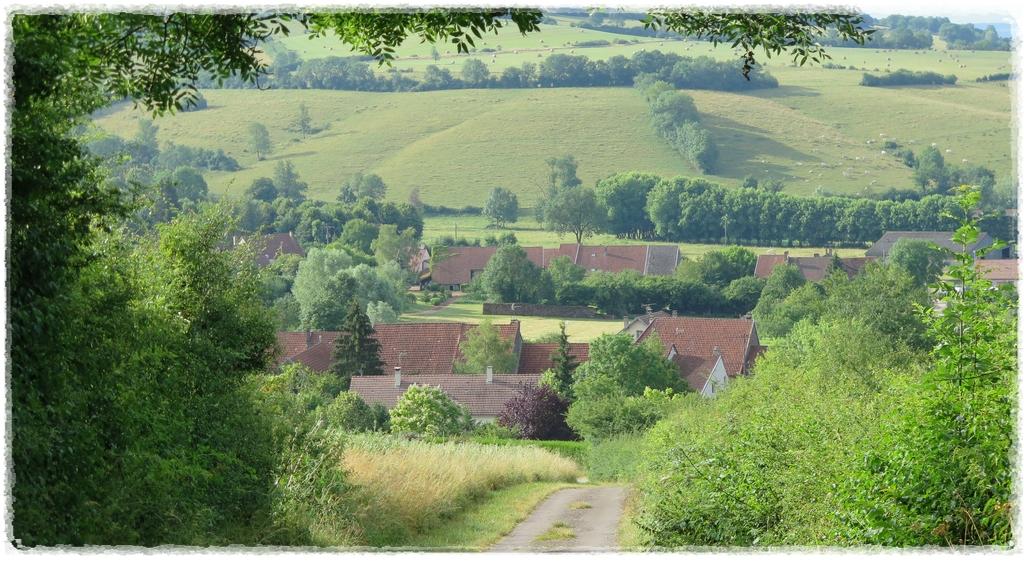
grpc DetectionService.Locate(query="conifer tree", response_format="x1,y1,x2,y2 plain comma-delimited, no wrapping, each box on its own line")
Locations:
331,299,384,390
549,321,579,399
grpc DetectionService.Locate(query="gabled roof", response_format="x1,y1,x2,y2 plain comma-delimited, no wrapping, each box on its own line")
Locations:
569,244,649,274
350,374,540,418
976,259,1018,283
667,348,722,394
636,316,756,378
517,342,590,374
866,231,993,258
645,244,683,275
429,246,498,285
254,232,305,267
276,321,522,376
754,254,875,282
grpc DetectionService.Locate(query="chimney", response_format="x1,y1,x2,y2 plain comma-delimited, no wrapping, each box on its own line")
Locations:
394,367,402,388
623,315,629,328
305,331,313,349
671,310,678,317
486,365,493,384
713,346,721,357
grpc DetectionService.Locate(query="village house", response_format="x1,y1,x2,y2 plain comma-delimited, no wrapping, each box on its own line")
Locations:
975,259,1018,287
754,251,875,282
621,310,674,341
426,243,682,291
635,316,765,397
275,320,589,376
350,369,540,423
229,232,306,267
866,231,1006,260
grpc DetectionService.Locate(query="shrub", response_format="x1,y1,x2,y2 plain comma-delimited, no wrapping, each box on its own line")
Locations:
587,433,647,482
498,385,576,440
861,69,957,87
266,423,360,546
320,391,375,432
634,320,917,546
388,384,473,438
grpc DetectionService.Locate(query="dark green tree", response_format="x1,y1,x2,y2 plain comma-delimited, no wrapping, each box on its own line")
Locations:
330,299,385,390
549,321,579,400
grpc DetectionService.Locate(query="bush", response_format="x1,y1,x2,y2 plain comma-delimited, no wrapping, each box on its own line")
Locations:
634,320,918,546
861,69,957,87
266,424,360,546
320,391,375,432
587,433,647,482
388,384,473,438
498,385,576,440
471,437,590,466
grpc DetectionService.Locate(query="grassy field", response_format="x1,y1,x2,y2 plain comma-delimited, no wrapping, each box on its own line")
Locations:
401,299,623,343
395,481,576,550
91,19,1013,206
344,433,581,546
419,214,869,259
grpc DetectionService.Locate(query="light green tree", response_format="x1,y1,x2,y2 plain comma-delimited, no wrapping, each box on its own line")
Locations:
454,319,518,374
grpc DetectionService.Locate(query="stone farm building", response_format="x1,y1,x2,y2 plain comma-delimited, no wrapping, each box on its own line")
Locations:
427,243,682,290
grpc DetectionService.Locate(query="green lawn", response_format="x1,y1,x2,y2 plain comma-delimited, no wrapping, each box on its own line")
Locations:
90,22,1012,207
401,299,623,343
420,214,868,260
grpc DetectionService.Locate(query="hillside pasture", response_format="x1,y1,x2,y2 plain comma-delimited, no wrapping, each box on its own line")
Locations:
90,22,1012,207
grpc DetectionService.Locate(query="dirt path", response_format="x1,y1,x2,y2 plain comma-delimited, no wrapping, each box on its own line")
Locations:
490,486,626,552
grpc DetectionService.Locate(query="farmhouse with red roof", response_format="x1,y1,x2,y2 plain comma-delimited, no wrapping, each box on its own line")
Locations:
635,316,764,397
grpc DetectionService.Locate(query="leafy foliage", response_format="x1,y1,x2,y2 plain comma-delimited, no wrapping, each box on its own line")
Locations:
644,12,873,78
566,335,682,439
388,385,473,438
454,319,518,374
498,385,576,441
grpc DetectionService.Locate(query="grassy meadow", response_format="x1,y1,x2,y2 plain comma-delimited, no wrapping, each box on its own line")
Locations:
343,434,581,546
401,299,623,343
91,18,1013,207
419,214,869,258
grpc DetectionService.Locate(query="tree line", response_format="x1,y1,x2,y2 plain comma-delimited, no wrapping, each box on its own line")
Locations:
861,69,957,87
636,76,718,173
200,48,779,93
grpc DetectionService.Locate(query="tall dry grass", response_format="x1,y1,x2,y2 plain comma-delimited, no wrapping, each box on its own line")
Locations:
343,434,581,544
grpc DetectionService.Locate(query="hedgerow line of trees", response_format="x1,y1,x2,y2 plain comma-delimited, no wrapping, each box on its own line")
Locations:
860,69,957,87
199,48,778,93
636,76,718,173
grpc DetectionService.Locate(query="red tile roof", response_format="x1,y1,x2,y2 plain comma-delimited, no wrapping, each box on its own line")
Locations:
276,321,523,376
349,374,541,418
254,233,305,267
567,244,648,274
676,355,721,394
753,254,788,278
517,342,590,374
976,259,1018,283
430,244,681,285
754,254,875,282
636,316,758,380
